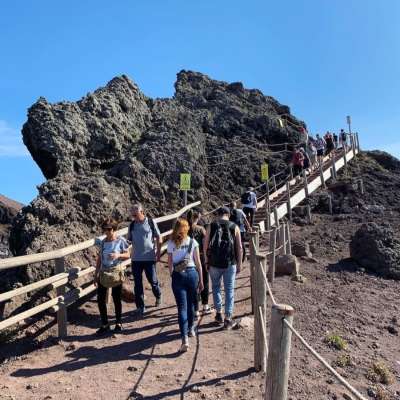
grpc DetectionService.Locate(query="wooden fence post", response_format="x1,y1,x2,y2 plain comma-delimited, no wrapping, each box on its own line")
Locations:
248,231,258,314
343,149,348,170
285,223,292,255
319,163,326,189
273,207,279,227
254,255,267,372
331,157,337,180
281,223,287,255
265,304,295,400
267,227,277,285
289,165,294,181
328,194,333,215
55,257,67,338
286,182,292,222
302,170,309,199
265,183,271,230
306,204,312,224
356,132,360,152
272,175,277,192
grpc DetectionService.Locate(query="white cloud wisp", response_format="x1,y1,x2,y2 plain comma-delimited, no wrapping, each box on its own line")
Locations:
0,120,29,157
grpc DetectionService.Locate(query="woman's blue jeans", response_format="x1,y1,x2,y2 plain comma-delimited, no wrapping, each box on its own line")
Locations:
171,268,199,338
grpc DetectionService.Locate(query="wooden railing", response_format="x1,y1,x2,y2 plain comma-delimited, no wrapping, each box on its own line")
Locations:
0,201,201,336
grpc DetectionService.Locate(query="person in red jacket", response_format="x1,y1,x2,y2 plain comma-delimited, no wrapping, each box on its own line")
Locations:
291,148,304,182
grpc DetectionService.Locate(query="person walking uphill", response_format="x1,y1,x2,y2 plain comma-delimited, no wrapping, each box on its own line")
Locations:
95,218,130,335
204,207,243,330
168,218,204,353
241,187,257,227
128,203,162,315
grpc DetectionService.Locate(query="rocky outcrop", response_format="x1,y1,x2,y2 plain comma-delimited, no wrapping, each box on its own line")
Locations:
8,71,306,284
350,222,400,280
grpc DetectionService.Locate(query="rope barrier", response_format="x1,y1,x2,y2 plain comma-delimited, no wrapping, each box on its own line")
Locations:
283,319,368,400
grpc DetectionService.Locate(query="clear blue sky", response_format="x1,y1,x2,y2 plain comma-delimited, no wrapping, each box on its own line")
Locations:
1,0,399,204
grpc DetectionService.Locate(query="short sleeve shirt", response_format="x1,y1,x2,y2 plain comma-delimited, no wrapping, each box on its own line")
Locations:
167,237,199,268
127,218,160,262
100,237,129,269
243,192,257,209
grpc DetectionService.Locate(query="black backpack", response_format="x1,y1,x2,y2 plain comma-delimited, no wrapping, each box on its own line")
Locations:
241,191,251,204
230,209,242,227
208,221,236,269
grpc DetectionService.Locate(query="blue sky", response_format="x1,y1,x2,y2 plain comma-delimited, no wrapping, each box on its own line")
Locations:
1,0,399,204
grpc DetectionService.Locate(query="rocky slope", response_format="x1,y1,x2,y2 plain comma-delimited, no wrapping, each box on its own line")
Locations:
8,71,306,284
0,195,23,259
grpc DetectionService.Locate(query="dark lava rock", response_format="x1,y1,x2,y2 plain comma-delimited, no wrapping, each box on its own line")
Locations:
7,71,307,284
350,222,400,280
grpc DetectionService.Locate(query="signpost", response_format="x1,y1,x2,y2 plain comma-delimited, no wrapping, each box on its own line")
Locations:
180,173,191,206
261,164,269,182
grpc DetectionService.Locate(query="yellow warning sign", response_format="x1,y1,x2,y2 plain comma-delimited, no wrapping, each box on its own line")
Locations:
261,164,269,182
180,173,191,191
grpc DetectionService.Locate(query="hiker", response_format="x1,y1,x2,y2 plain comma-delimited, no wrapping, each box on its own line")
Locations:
324,131,335,158
340,129,347,151
315,134,325,167
299,147,310,173
333,132,339,149
94,218,130,335
204,206,243,330
167,218,204,352
307,140,317,171
241,187,257,227
229,200,251,262
291,147,304,181
187,209,211,317
127,203,162,315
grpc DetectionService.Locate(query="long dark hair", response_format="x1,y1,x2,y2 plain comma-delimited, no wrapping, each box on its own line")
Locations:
186,208,201,234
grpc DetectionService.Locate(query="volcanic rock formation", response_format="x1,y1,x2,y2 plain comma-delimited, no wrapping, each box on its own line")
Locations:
8,71,306,284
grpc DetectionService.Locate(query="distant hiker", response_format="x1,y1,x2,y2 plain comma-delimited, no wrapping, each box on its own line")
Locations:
315,134,325,166
299,147,310,173
324,131,335,157
340,129,347,150
229,200,251,262
187,209,211,317
127,203,162,315
307,141,317,171
204,207,243,330
95,218,130,335
167,218,204,352
241,187,257,227
333,132,339,149
291,147,304,181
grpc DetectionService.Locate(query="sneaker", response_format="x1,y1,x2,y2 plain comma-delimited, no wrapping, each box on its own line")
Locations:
188,326,196,337
194,310,200,321
96,325,110,336
134,307,146,317
155,296,162,307
180,337,189,352
202,305,212,315
114,324,122,333
224,318,235,330
215,312,223,325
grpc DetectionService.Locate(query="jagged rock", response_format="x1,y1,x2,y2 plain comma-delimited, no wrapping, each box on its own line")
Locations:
275,254,300,276
7,70,306,286
350,222,400,280
292,241,312,258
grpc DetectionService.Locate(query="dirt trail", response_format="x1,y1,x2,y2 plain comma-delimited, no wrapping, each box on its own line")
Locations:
2,213,400,400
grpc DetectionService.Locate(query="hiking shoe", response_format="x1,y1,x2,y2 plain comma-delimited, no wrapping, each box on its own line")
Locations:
194,310,200,321
224,318,235,330
180,336,189,352
134,307,146,317
202,305,212,315
215,312,223,325
155,296,162,307
114,324,122,333
96,325,110,336
188,326,196,337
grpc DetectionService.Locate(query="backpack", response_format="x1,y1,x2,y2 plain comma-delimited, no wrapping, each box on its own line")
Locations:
241,191,252,205
230,209,242,228
208,221,236,269
129,218,157,239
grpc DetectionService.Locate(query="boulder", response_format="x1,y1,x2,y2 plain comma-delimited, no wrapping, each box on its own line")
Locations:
292,241,312,258
350,222,400,280
275,254,300,277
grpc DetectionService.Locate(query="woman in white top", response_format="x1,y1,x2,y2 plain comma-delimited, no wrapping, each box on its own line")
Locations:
167,218,204,352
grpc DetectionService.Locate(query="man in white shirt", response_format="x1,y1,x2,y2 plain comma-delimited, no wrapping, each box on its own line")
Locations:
241,187,257,227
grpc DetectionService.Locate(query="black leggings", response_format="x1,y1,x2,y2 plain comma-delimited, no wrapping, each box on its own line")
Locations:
97,283,122,326
243,207,255,227
194,262,210,310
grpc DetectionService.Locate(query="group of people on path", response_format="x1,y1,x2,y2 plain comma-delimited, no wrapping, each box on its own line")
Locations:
291,129,349,179
94,193,257,352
